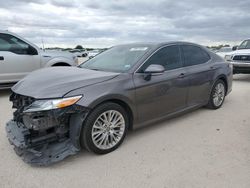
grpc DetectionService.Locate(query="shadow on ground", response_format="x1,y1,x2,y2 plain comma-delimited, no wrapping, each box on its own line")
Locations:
51,106,212,168
233,74,250,82
0,89,11,98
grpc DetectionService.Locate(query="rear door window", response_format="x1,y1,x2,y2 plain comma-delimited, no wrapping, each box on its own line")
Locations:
181,45,210,67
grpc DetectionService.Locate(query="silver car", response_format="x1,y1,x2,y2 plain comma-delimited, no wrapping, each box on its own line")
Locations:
0,31,78,88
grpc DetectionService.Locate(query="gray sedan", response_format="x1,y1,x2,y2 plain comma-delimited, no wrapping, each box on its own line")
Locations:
6,42,233,165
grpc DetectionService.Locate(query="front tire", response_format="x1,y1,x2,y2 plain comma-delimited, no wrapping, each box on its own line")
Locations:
207,79,226,109
81,102,128,154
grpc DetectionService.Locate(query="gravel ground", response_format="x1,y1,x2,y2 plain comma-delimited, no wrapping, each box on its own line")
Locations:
0,75,250,188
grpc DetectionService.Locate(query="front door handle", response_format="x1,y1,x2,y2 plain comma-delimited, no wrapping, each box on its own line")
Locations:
0,56,4,61
178,73,185,78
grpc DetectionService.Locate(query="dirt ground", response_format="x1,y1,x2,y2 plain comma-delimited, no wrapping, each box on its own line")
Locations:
0,75,249,188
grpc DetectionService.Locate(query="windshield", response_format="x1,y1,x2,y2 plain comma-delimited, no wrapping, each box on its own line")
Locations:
80,45,150,72
238,40,250,50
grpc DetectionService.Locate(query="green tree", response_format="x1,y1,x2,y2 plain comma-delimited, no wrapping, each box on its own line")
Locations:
75,45,83,49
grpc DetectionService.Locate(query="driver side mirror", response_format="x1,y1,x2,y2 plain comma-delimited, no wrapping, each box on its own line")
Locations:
143,64,165,81
232,46,238,51
27,45,38,55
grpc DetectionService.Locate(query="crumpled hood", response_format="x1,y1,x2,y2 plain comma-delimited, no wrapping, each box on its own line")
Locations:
12,67,119,99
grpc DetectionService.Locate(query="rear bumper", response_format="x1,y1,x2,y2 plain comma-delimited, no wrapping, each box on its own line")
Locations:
6,120,79,166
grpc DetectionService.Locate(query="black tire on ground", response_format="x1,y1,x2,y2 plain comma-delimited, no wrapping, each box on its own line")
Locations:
80,102,129,154
206,79,226,109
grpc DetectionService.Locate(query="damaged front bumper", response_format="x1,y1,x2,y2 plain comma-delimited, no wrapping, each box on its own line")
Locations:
6,93,89,166
6,120,79,165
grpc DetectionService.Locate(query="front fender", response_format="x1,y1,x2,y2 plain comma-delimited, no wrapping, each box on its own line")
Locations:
69,111,89,150
65,74,137,124
88,94,134,109
68,95,135,150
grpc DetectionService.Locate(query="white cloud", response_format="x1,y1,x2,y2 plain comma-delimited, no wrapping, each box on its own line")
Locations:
0,0,249,48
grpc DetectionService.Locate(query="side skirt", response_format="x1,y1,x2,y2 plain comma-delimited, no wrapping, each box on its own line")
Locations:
133,103,206,130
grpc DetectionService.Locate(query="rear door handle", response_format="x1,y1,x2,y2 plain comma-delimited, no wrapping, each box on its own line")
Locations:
178,73,185,78
210,66,216,70
0,56,4,61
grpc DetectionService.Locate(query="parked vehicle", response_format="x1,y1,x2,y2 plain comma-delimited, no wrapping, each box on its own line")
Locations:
0,31,78,88
6,42,232,165
88,49,101,58
215,47,232,58
224,39,250,74
69,49,88,57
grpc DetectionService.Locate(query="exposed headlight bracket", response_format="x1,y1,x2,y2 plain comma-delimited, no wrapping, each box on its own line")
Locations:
24,95,82,113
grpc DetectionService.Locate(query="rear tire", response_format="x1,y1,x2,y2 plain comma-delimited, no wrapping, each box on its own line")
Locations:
81,102,128,154
206,79,226,109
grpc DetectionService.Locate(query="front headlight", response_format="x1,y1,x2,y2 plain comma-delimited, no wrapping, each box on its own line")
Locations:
225,55,233,62
24,95,82,113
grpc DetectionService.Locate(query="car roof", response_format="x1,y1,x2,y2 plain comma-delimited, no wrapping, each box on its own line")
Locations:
0,30,202,47
0,31,204,50
0,30,40,49
115,41,206,50
0,30,12,34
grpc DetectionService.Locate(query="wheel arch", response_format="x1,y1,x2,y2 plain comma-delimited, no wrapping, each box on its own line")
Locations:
206,74,228,109
52,62,71,66
208,74,228,104
45,57,74,67
215,74,228,94
88,96,135,131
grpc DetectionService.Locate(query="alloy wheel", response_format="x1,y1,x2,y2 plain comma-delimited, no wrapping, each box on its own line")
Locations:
213,83,225,107
91,110,125,150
